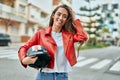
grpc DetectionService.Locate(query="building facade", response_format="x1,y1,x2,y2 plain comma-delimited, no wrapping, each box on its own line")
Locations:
0,0,27,42
72,0,120,45
0,0,72,43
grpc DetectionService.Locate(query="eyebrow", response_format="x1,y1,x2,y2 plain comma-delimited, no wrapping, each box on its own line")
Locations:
56,12,68,17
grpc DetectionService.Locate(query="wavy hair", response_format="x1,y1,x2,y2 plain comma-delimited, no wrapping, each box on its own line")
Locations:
49,4,76,33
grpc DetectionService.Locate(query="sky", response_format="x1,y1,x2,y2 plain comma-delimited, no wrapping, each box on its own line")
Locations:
28,0,53,14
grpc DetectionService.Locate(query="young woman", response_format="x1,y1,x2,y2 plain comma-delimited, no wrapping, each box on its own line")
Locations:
18,4,88,80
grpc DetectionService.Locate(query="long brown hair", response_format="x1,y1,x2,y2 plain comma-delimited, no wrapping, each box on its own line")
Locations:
49,4,76,33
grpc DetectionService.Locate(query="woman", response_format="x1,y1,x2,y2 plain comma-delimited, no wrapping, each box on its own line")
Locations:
18,4,88,80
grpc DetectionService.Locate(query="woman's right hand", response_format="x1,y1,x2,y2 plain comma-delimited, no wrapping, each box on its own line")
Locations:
22,56,38,65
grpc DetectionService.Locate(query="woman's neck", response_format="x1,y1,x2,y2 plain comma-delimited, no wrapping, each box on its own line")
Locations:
52,25,62,33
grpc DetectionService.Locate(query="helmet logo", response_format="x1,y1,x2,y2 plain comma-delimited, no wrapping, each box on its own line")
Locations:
32,45,41,51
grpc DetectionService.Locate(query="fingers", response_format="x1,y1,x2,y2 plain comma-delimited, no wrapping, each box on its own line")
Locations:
22,56,38,65
31,56,38,64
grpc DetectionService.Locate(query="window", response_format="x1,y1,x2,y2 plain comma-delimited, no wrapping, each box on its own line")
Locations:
115,13,118,16
19,4,25,13
30,15,35,18
109,20,115,24
102,4,108,12
112,4,118,9
106,13,111,17
41,12,48,18
113,28,117,31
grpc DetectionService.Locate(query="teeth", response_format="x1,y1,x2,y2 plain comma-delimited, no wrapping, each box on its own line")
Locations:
57,19,62,24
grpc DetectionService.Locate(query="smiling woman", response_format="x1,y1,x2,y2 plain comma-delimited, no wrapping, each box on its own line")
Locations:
52,7,68,32
18,4,88,80
49,4,76,33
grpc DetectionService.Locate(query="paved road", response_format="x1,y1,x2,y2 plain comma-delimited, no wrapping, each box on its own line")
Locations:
69,46,120,80
0,44,120,80
0,43,37,80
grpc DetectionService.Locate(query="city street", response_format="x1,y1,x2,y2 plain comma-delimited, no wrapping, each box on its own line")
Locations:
0,0,120,80
69,46,120,80
0,43,120,80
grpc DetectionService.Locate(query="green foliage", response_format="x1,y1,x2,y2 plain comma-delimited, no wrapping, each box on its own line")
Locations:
80,5,100,12
86,37,97,46
75,38,110,50
79,41,108,50
102,28,110,33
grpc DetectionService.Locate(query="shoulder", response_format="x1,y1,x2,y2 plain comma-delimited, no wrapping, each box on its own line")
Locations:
35,27,51,35
37,27,50,33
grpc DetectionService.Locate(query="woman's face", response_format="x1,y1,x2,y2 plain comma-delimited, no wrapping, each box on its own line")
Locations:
52,7,68,29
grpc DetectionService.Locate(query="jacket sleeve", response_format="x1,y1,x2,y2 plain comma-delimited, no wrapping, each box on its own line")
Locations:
18,31,40,68
73,19,88,42
18,47,27,68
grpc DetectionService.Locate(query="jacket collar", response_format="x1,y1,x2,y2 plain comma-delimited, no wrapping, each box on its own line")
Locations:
44,26,72,54
45,27,52,35
45,26,72,37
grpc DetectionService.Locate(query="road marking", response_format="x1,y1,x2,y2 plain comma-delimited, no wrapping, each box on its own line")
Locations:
6,54,18,60
90,59,112,69
74,58,98,67
77,56,86,61
109,61,120,71
0,50,17,53
0,49,18,60
0,54,18,60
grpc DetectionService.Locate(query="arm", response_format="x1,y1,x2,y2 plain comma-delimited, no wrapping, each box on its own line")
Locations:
73,19,88,57
18,31,40,68
77,41,84,58
70,9,88,42
22,56,38,65
73,19,88,42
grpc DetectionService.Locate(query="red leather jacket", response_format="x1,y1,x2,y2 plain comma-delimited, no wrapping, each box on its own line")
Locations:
18,19,88,68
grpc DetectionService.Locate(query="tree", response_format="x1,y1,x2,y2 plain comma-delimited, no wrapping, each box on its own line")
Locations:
76,0,104,46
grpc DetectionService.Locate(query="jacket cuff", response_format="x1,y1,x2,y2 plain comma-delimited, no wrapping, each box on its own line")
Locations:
18,47,27,68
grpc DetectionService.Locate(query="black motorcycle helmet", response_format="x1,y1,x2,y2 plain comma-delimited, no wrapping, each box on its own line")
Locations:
27,45,51,68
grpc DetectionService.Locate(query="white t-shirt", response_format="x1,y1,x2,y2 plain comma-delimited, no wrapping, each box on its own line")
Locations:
42,31,72,73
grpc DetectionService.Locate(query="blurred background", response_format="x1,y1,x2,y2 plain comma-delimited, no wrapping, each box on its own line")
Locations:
0,0,120,80
0,0,120,47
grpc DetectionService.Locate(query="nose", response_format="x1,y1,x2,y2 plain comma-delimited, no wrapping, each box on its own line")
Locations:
59,15,63,19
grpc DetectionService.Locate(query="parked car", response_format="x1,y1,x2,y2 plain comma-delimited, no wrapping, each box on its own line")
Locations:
0,33,11,46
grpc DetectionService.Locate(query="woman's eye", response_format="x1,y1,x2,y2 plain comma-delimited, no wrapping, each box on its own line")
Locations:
63,15,67,18
56,12,68,19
